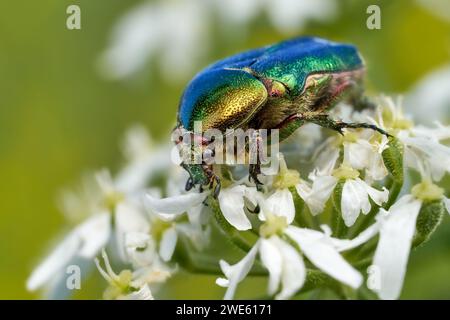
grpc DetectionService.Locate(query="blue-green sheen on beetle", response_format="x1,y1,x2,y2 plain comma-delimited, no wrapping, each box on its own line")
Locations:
174,37,389,196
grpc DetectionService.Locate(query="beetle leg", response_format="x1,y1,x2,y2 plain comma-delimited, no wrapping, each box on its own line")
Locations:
249,163,263,190
202,164,221,198
308,115,392,137
185,176,194,191
274,113,308,142
213,175,221,198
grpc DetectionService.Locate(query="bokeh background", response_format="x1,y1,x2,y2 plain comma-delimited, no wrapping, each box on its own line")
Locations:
1,0,449,299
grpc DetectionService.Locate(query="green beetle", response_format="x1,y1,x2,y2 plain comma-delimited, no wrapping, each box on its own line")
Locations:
173,37,389,196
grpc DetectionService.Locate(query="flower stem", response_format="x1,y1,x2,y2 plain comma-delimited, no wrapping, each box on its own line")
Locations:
331,181,347,237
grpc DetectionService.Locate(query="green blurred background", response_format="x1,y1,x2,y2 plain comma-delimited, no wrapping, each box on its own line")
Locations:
0,0,449,299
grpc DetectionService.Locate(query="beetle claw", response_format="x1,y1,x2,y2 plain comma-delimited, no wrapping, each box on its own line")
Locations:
249,164,264,189
247,204,260,214
213,177,221,199
185,177,194,191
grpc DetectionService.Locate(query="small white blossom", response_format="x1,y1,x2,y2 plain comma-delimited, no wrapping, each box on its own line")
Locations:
374,96,450,182
27,169,150,292
95,250,158,300
302,162,388,226
372,181,449,300
217,185,258,231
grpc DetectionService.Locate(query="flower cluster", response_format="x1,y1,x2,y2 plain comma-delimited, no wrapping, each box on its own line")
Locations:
28,97,449,300
99,0,337,81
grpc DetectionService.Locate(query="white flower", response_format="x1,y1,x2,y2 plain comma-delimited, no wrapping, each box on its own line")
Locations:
143,165,214,253
216,197,381,300
26,212,110,291
295,174,338,216
94,249,171,300
215,0,337,34
372,195,422,300
261,153,388,225
115,125,173,193
375,96,450,182
99,0,209,81
100,0,338,82
340,175,389,227
342,131,389,182
145,179,259,232
264,153,334,218
400,131,450,181
313,125,389,183
218,185,259,231
299,163,389,226
372,181,449,300
27,170,149,292
405,63,450,124
144,189,208,215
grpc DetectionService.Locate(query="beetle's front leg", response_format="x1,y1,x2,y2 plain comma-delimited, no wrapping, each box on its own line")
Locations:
247,130,265,190
181,163,221,198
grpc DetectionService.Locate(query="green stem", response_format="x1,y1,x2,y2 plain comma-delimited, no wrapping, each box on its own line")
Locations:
384,179,403,209
350,236,379,261
331,181,347,237
175,235,267,276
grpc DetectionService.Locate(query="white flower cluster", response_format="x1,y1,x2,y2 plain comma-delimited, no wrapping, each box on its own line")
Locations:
99,0,336,81
27,97,449,300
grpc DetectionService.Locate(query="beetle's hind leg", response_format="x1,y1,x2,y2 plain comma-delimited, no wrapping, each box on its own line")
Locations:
333,121,391,137
308,114,391,137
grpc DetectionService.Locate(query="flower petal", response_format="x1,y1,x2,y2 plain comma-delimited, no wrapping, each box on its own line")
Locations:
115,203,149,261
265,189,295,223
218,185,252,231
372,195,422,300
364,184,389,207
341,179,368,226
331,221,381,252
27,212,111,291
125,232,157,267
26,233,80,291
77,212,111,258
260,238,283,295
271,237,306,300
144,191,208,215
344,140,371,170
159,227,178,262
217,243,259,300
286,226,362,289
296,176,337,216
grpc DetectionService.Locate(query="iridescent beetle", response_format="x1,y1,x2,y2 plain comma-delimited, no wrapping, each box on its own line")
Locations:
174,37,389,196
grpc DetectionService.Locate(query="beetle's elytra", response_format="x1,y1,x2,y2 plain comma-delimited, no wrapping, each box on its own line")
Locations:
174,37,389,196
